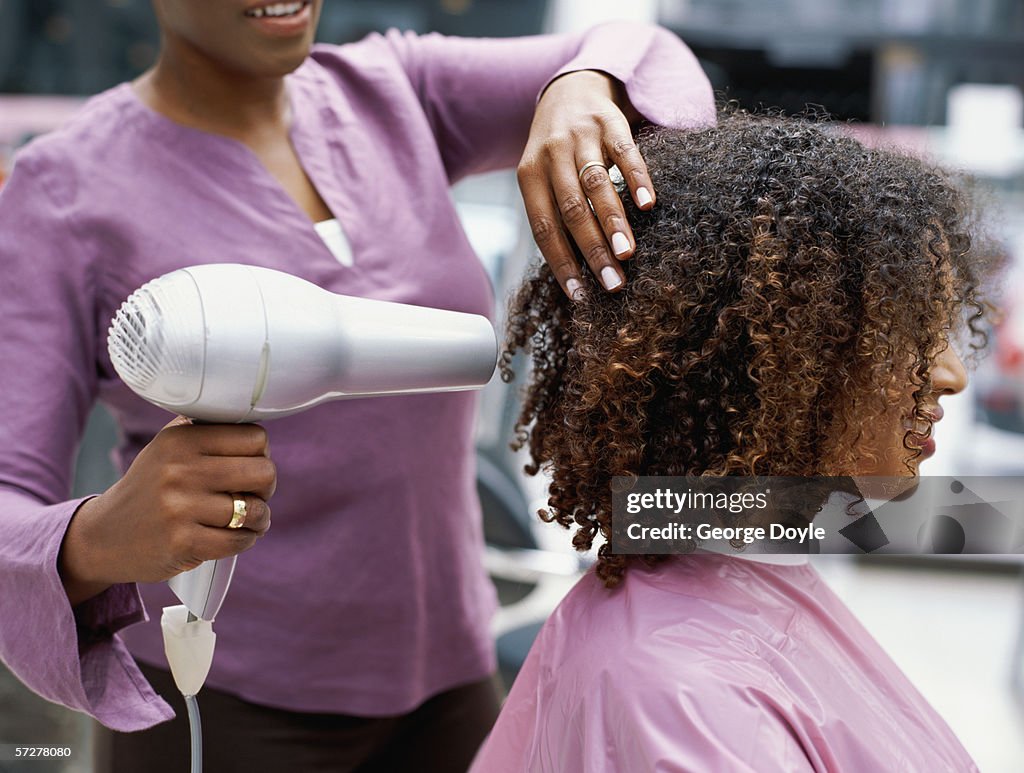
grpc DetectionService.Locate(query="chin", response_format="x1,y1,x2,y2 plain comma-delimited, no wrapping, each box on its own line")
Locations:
255,47,313,76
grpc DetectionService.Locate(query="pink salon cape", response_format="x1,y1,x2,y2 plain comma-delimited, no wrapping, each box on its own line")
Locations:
471,553,979,772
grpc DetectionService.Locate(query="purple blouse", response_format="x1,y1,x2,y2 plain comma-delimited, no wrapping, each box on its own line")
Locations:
0,25,714,730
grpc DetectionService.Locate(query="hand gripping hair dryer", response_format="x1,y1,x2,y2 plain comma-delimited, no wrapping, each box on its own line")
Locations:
108,263,497,621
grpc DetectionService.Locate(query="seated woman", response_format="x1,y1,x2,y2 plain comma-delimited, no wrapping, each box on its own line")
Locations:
472,113,996,772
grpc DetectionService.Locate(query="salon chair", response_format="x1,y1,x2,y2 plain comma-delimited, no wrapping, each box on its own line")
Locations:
476,450,585,688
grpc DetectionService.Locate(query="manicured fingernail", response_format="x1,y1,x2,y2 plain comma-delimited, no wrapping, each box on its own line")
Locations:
600,266,622,291
611,232,631,256
566,278,585,301
636,187,653,207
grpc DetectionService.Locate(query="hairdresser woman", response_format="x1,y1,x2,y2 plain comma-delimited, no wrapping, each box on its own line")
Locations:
0,1,713,770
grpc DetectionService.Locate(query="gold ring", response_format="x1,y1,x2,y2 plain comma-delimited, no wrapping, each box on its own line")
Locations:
228,497,247,529
577,160,607,182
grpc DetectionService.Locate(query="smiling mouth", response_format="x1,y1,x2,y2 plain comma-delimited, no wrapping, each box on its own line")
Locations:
904,407,943,455
905,422,933,439
244,1,311,19
904,406,943,435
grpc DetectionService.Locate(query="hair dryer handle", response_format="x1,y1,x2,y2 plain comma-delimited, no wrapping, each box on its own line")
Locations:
167,556,237,621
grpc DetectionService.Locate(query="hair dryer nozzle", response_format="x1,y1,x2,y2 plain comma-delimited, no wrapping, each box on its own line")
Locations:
108,270,207,409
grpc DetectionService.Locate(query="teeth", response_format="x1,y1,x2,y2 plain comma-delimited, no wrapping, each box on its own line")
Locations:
247,1,304,18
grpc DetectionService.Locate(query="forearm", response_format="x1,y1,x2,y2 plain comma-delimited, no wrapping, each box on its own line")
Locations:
388,22,713,181
546,22,714,131
58,497,114,606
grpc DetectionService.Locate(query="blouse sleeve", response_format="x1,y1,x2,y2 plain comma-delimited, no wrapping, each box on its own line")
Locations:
382,21,715,183
0,146,174,731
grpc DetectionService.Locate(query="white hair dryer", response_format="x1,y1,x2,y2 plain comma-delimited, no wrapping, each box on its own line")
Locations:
108,263,497,620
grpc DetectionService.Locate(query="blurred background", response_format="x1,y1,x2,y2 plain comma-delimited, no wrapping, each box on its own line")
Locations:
1,0,1023,771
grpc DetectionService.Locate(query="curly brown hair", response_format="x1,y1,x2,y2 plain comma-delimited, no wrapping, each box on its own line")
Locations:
501,111,1000,587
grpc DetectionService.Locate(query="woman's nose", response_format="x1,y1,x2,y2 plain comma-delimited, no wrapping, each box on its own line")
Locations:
932,341,968,396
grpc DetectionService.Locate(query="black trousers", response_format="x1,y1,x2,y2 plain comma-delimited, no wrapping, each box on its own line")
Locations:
93,661,502,773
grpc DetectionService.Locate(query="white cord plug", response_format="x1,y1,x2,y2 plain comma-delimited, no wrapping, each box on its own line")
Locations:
161,605,216,697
